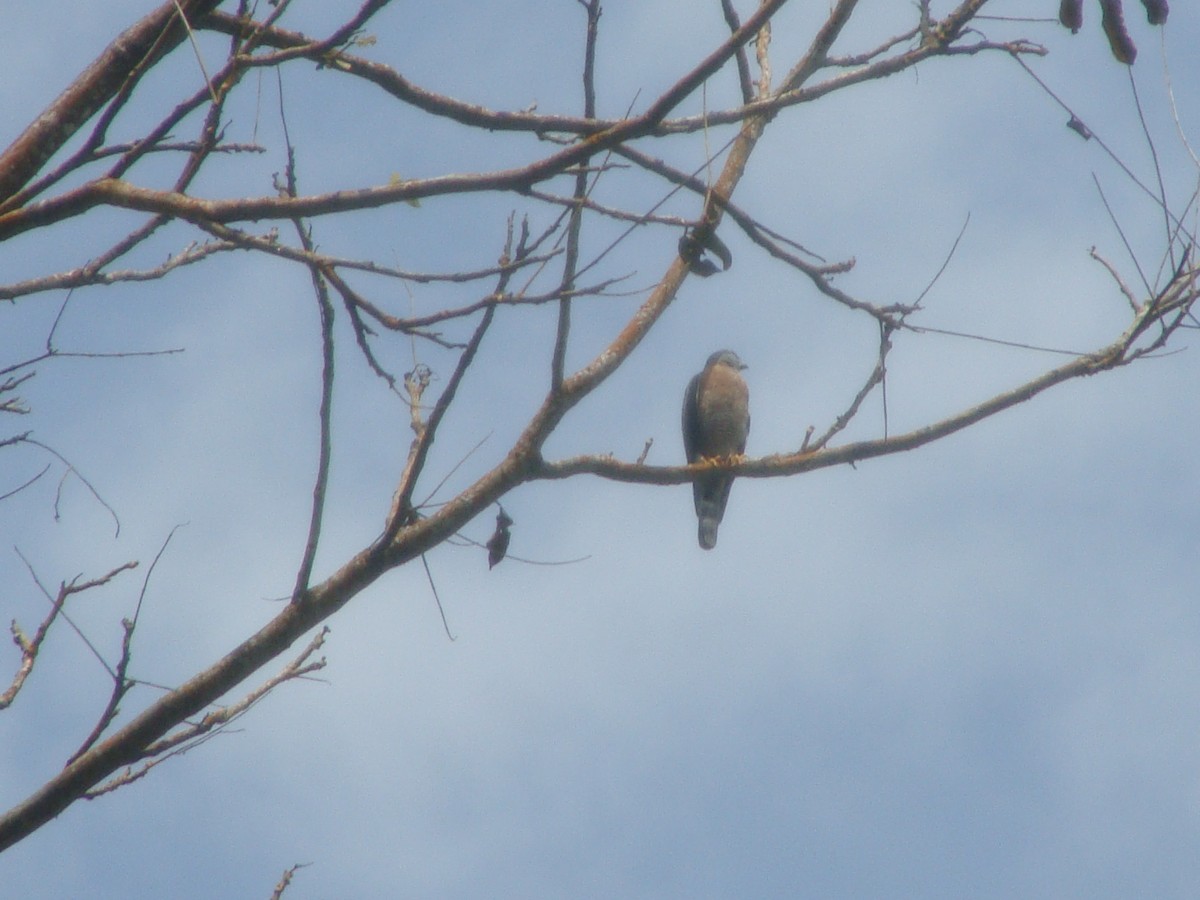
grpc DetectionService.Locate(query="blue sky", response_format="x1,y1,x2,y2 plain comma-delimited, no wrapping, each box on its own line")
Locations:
3,2,1200,897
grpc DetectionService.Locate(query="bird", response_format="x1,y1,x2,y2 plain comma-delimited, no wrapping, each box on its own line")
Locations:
681,350,750,550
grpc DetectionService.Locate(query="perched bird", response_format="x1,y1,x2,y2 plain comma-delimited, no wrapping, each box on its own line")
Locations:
486,507,513,569
681,350,750,550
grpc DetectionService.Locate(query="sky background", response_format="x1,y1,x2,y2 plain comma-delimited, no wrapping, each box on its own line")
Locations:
3,1,1200,897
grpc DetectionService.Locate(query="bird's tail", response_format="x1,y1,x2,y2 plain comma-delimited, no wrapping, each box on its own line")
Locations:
694,475,732,550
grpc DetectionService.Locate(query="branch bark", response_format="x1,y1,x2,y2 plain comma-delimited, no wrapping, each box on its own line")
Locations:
0,0,226,202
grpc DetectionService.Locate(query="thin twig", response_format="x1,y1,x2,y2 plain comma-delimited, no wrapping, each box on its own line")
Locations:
912,213,970,306
0,463,50,503
87,628,329,797
1093,173,1152,297
551,0,602,392
66,526,183,764
4,553,138,710
420,553,455,641
720,0,755,104
416,433,492,511
1090,246,1142,312
1011,53,1193,249
23,438,121,537
273,75,337,602
270,863,312,900
171,0,220,104
384,219,527,539
809,323,892,451
447,530,592,567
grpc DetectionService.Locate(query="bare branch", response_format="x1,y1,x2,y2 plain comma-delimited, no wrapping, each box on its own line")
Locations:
384,233,514,537
720,0,755,104
269,863,312,900
0,238,240,301
0,0,226,202
20,438,121,537
1091,246,1143,312
420,553,456,641
86,627,330,798
1012,53,1195,249
1125,67,1175,271
808,323,894,452
535,265,1200,485
0,0,789,245
64,618,136,767
551,0,602,392
64,526,185,763
0,464,51,503
282,170,338,601
2,557,138,712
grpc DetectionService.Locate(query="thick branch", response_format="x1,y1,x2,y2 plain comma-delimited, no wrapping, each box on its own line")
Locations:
0,0,225,202
86,627,329,798
0,0,786,243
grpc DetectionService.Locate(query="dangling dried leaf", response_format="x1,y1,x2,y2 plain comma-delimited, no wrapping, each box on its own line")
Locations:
1066,114,1093,140
486,507,513,569
678,225,733,278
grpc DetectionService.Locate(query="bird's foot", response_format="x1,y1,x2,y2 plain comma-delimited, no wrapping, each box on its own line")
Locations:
699,452,746,468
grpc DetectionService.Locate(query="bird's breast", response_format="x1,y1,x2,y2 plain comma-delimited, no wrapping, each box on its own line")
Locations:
695,367,749,455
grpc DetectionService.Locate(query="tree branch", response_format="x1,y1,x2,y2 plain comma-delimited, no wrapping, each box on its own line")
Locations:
534,265,1200,484
0,0,226,202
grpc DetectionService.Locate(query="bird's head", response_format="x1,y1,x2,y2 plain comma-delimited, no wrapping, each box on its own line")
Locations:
706,349,747,371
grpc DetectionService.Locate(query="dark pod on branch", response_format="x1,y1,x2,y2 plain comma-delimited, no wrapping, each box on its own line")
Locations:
1061,0,1169,65
1059,0,1083,32
1141,0,1168,25
1100,0,1138,64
